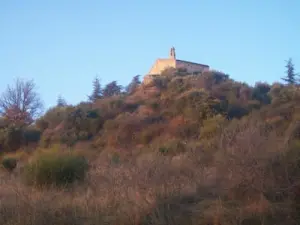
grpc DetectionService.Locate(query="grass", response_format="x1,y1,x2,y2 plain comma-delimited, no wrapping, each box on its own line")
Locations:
0,126,299,225
22,150,89,188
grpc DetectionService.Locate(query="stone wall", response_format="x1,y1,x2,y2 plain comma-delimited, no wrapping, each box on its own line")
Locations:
148,59,176,75
176,60,209,74
148,59,209,75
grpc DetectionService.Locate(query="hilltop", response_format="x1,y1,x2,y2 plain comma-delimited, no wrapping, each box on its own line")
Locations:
0,66,300,225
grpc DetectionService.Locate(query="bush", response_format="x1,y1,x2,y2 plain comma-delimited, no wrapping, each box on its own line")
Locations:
1,157,17,172
23,152,89,187
23,128,42,144
158,140,186,156
0,126,23,152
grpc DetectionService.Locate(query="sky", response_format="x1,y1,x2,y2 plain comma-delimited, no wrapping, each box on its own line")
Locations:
0,0,299,110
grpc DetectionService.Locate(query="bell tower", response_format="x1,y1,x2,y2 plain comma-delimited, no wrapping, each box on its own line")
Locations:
169,47,176,59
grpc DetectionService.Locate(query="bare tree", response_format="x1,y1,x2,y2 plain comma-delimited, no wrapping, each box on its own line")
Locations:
0,78,43,125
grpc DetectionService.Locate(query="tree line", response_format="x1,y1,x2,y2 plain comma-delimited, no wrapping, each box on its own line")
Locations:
0,75,141,126
0,58,298,126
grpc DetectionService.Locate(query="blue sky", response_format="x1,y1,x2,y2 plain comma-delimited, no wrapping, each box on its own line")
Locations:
0,0,299,110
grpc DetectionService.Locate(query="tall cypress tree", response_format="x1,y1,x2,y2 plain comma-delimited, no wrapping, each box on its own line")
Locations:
88,76,102,102
281,58,298,85
57,95,67,107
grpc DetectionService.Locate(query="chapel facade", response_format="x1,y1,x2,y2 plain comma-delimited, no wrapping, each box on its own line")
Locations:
144,47,209,84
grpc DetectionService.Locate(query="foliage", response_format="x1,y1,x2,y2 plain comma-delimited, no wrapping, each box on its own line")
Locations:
158,140,186,156
102,81,122,97
23,127,42,144
199,114,226,139
88,76,103,102
126,75,141,94
281,58,299,85
37,106,71,130
23,151,89,187
0,78,43,125
1,156,17,172
252,82,271,104
0,125,23,152
56,95,67,107
2,60,300,224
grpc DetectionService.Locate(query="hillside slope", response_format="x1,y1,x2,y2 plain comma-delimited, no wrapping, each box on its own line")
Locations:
1,70,300,225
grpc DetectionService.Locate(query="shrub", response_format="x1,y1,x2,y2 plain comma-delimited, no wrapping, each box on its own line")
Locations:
41,106,71,129
23,128,42,144
23,152,89,187
60,131,78,147
111,152,120,164
0,126,23,152
1,157,17,172
158,140,186,156
35,118,49,131
199,115,226,139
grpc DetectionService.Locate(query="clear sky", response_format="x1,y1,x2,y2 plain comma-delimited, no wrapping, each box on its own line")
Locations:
0,0,299,110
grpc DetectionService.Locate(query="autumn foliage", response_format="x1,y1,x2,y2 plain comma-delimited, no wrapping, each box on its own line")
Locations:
1,66,300,224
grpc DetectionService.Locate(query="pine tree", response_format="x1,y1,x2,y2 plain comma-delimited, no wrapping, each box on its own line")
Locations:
281,58,298,85
126,75,141,94
88,77,102,102
57,95,67,107
102,81,122,97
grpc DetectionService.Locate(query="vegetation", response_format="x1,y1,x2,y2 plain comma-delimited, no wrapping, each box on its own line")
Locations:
281,58,299,85
0,58,300,224
1,156,17,172
0,78,43,125
23,150,89,187
88,76,103,102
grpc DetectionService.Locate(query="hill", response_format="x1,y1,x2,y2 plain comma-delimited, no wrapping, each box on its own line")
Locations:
0,69,300,225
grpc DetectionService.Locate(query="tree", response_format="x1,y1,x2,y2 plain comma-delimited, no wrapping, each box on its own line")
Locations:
126,75,141,94
88,76,102,102
102,81,122,97
281,58,298,85
57,95,67,107
0,78,43,125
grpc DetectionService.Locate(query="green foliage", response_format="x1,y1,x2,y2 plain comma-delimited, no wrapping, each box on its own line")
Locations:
56,95,67,107
65,108,103,136
126,75,141,94
0,124,41,152
158,140,186,156
152,76,169,89
281,58,299,85
102,81,122,97
1,157,17,172
39,106,71,129
23,127,42,144
23,151,89,187
0,126,23,152
88,76,103,102
199,115,226,139
35,118,49,131
167,77,190,95
252,82,271,104
111,152,120,164
54,112,96,146
60,130,78,146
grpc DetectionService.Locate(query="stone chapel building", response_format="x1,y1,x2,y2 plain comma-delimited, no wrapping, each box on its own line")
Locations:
143,47,209,83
